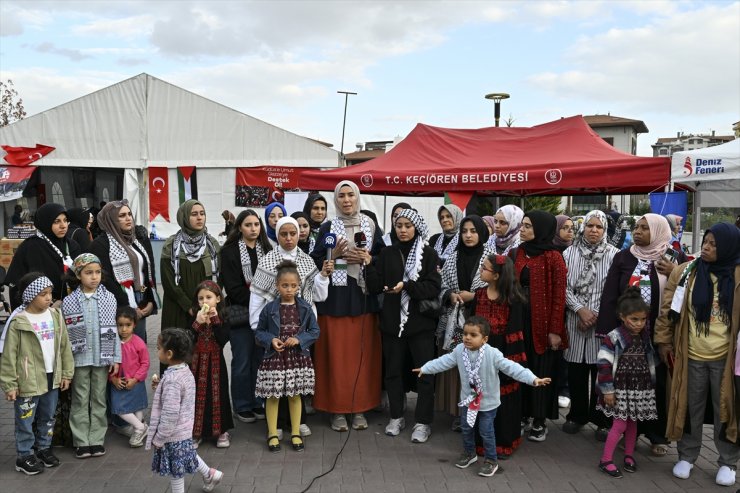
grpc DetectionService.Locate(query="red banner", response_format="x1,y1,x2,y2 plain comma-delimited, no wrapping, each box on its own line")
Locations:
149,167,170,221
0,165,36,202
1,144,55,166
235,167,313,207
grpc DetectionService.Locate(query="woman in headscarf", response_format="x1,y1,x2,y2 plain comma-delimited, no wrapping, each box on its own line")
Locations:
486,204,524,256
264,202,287,248
482,216,496,236
597,212,685,455
89,200,157,341
66,208,93,252
219,209,236,237
429,204,464,267
250,216,333,438
160,200,220,338
303,193,328,252
5,203,81,307
4,202,81,448
606,211,628,250
291,211,312,254
561,211,618,437
220,210,273,423
436,215,493,430
366,208,441,443
382,202,412,246
553,214,575,253
665,214,683,253
513,210,567,442
654,223,740,486
310,180,385,432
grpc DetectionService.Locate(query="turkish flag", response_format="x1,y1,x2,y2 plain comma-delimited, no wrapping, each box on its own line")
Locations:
1,144,56,166
149,167,170,222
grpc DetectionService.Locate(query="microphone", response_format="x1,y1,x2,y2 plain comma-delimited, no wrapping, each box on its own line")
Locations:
354,231,367,250
324,233,337,262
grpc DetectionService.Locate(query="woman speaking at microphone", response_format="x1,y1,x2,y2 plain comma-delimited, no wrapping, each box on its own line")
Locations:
311,181,385,432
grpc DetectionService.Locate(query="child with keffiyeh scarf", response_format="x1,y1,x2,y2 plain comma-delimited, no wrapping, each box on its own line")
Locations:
415,316,550,478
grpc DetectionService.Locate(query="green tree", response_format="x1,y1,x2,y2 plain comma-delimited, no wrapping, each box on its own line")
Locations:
0,79,26,127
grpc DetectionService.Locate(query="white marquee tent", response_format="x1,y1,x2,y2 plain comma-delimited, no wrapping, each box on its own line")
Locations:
671,138,740,249
0,73,341,236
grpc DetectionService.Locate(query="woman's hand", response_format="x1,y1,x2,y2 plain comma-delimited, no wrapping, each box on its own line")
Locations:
548,333,561,350
272,338,285,352
321,260,335,277
658,343,674,365
332,238,349,260
577,308,598,330
603,393,616,407
284,337,300,348
656,259,676,277
449,292,464,305
385,282,404,295
344,247,370,265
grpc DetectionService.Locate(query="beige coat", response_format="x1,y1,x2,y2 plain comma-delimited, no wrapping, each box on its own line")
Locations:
654,263,740,442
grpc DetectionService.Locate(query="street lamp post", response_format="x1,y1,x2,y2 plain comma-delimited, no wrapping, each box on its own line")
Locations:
337,90,357,155
485,92,510,127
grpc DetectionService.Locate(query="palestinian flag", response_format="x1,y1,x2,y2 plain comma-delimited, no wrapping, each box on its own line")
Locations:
177,166,198,203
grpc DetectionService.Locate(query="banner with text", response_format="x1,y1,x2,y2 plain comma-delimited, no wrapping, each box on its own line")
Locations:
235,167,313,207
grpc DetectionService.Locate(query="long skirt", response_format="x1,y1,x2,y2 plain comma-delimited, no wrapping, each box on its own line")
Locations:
313,314,382,413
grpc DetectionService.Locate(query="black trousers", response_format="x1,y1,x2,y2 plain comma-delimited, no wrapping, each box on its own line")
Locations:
566,361,608,428
382,331,435,424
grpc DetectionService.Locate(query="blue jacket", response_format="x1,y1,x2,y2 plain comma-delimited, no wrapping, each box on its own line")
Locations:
255,297,320,359
420,344,537,412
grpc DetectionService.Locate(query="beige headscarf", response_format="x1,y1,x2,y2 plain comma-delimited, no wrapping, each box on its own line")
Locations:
97,199,142,291
334,180,361,227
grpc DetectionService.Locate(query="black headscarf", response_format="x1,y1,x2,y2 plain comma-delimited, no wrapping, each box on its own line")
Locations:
456,215,489,290
34,203,69,251
388,202,412,245
692,222,740,335
290,211,312,254
303,193,328,231
521,210,558,257
66,208,90,229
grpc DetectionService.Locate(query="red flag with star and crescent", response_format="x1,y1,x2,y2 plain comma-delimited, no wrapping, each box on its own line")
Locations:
149,167,170,222
2,144,56,166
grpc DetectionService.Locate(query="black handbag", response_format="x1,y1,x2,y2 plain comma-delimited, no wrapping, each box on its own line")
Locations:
225,303,250,327
418,297,442,317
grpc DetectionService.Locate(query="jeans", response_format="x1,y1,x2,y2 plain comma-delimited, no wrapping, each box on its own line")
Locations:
461,407,497,461
230,327,264,413
14,373,58,457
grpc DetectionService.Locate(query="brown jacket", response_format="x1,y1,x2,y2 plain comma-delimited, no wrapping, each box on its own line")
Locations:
654,263,740,442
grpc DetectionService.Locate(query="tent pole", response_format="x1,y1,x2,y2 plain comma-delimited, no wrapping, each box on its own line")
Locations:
692,190,701,253
383,194,387,232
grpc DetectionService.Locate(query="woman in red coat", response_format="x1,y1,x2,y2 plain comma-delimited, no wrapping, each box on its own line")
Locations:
513,210,567,442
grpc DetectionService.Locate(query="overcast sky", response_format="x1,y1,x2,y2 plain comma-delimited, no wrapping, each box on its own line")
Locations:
1,0,738,156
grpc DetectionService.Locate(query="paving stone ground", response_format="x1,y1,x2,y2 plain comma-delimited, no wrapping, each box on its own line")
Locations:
0,305,732,492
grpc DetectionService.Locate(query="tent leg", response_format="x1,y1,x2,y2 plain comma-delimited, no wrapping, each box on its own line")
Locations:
383,194,387,232
692,191,701,253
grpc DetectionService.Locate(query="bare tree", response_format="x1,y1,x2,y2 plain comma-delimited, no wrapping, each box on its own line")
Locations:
0,79,27,127
504,113,516,127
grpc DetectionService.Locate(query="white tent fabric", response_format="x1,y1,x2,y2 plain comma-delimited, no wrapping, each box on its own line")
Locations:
671,139,740,250
0,73,340,235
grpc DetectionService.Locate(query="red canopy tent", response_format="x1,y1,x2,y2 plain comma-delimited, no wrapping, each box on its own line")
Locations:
300,116,670,196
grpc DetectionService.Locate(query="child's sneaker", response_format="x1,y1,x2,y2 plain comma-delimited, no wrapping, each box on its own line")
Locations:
75,446,91,459
193,437,202,449
216,432,231,448
300,423,312,437
478,459,499,477
528,425,547,442
36,448,60,467
89,445,106,457
202,467,223,492
454,451,478,469
129,424,149,448
15,454,44,475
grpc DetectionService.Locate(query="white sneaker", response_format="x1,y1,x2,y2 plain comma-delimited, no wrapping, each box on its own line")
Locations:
216,432,230,448
128,424,148,448
385,418,406,436
116,425,134,438
558,396,571,408
673,460,693,479
192,438,202,449
716,465,737,486
300,423,312,437
202,467,223,492
352,413,368,430
331,414,348,432
411,423,431,443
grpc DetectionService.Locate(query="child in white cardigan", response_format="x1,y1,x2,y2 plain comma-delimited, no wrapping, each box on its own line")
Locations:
415,315,550,478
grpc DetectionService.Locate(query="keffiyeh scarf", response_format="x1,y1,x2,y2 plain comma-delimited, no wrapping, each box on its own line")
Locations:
459,344,487,427
36,230,74,271
108,233,154,304
171,230,219,285
0,276,54,352
572,211,610,305
62,285,118,363
434,233,459,263
329,215,373,288
397,209,429,337
251,247,319,305
238,239,264,286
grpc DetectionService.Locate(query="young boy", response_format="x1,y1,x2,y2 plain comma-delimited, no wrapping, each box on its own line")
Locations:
415,315,550,477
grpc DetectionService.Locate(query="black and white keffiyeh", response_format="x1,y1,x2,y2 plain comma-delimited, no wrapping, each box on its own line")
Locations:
171,230,219,285
572,210,611,305
35,230,74,271
62,284,118,362
238,239,264,285
397,209,429,337
0,276,54,352
329,215,374,288
251,247,319,305
433,234,459,263
460,344,487,427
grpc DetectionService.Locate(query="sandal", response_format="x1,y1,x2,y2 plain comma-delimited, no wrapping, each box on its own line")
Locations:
623,455,637,473
651,443,668,457
267,435,281,453
599,461,623,479
291,435,304,452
